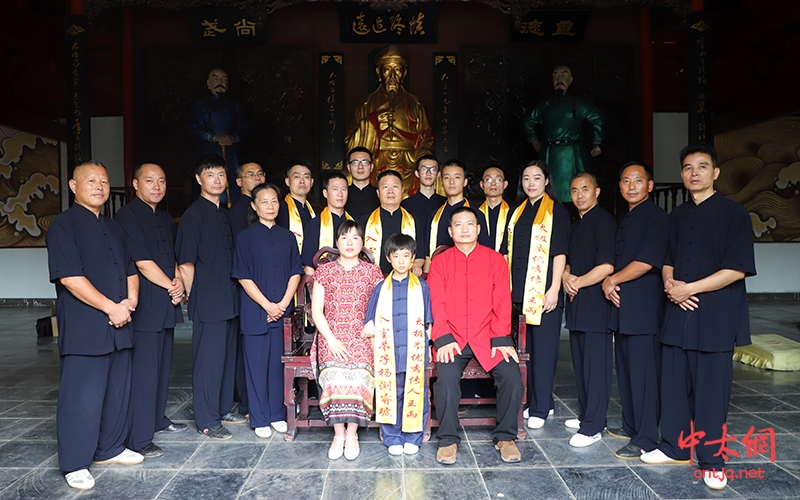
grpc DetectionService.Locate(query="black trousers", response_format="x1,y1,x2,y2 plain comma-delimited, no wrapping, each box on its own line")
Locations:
569,330,612,436
659,345,733,469
127,328,175,451
58,348,131,473
235,325,249,415
241,328,285,428
192,319,237,430
526,306,563,419
615,333,660,451
434,345,523,447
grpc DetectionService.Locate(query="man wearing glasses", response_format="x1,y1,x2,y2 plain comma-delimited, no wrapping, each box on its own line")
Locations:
401,155,445,231
478,165,510,251
229,162,266,239
345,147,380,220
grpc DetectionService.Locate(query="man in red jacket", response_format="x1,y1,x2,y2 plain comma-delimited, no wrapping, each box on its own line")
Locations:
427,206,523,464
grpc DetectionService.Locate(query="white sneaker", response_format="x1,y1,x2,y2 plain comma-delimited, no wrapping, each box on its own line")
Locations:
403,443,420,455
527,416,545,429
94,448,143,465
65,469,95,490
388,445,404,456
564,418,581,429
255,426,272,438
569,432,602,447
703,470,728,490
270,421,288,433
524,408,554,419
640,448,691,464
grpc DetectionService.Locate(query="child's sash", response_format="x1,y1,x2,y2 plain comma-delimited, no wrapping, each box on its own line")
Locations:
285,194,316,253
506,194,554,325
479,199,509,252
374,272,426,432
365,207,415,263
318,208,353,248
428,200,469,256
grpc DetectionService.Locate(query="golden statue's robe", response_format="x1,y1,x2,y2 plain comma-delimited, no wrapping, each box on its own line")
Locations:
345,88,434,196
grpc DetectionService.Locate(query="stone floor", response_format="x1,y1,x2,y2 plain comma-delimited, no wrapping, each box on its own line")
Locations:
1,302,799,500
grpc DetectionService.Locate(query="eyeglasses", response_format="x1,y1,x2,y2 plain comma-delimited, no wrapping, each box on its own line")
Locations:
349,159,371,167
483,176,504,184
242,171,266,179
419,166,439,174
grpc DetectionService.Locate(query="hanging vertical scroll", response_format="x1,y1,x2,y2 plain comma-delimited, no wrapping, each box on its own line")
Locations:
688,12,712,144
319,53,345,171
433,53,459,160
65,15,91,175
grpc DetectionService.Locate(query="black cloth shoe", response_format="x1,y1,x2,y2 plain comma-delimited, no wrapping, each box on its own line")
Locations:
135,443,164,458
615,442,643,460
221,411,247,424
199,425,233,440
607,427,632,440
157,422,188,433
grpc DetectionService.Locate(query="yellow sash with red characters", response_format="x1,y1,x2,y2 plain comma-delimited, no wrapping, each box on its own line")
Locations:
506,194,554,325
373,272,426,432
318,207,353,249
364,207,415,263
285,194,316,253
428,199,469,256
479,199,509,252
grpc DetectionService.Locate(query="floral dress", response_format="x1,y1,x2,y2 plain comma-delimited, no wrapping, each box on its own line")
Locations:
311,260,384,425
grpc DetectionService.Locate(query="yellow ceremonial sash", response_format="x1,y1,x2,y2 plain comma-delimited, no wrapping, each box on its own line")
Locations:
364,207,415,263
506,194,554,325
285,194,316,254
318,208,353,249
374,272,427,432
479,200,510,252
429,199,469,256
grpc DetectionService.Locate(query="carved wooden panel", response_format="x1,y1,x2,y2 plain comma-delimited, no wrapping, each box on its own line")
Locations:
234,47,315,182
141,46,315,213
461,45,635,200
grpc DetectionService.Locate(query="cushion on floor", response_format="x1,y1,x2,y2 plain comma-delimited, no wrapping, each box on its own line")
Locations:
733,334,800,371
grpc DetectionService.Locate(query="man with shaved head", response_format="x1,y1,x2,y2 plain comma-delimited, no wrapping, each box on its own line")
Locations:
47,161,143,490
115,163,187,460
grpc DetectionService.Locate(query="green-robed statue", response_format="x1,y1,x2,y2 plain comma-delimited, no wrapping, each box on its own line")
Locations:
523,65,604,203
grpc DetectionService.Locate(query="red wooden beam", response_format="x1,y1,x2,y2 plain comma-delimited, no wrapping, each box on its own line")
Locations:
71,0,83,15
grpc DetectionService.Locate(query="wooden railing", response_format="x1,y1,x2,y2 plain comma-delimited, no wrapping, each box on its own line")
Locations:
600,182,688,216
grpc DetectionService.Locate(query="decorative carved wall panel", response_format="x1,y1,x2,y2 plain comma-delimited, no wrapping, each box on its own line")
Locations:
461,44,635,200
141,46,315,211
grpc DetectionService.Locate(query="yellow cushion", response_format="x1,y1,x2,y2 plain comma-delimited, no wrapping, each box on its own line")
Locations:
733,334,800,371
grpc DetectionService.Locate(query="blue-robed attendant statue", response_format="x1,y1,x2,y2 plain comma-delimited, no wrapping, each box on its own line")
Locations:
188,68,249,204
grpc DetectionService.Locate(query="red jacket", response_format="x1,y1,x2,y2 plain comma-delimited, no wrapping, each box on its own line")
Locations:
427,244,513,371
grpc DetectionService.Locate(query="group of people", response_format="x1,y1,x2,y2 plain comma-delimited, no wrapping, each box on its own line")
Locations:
47,142,754,492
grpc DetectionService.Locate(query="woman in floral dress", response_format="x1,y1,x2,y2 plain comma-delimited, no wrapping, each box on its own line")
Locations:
310,220,383,461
